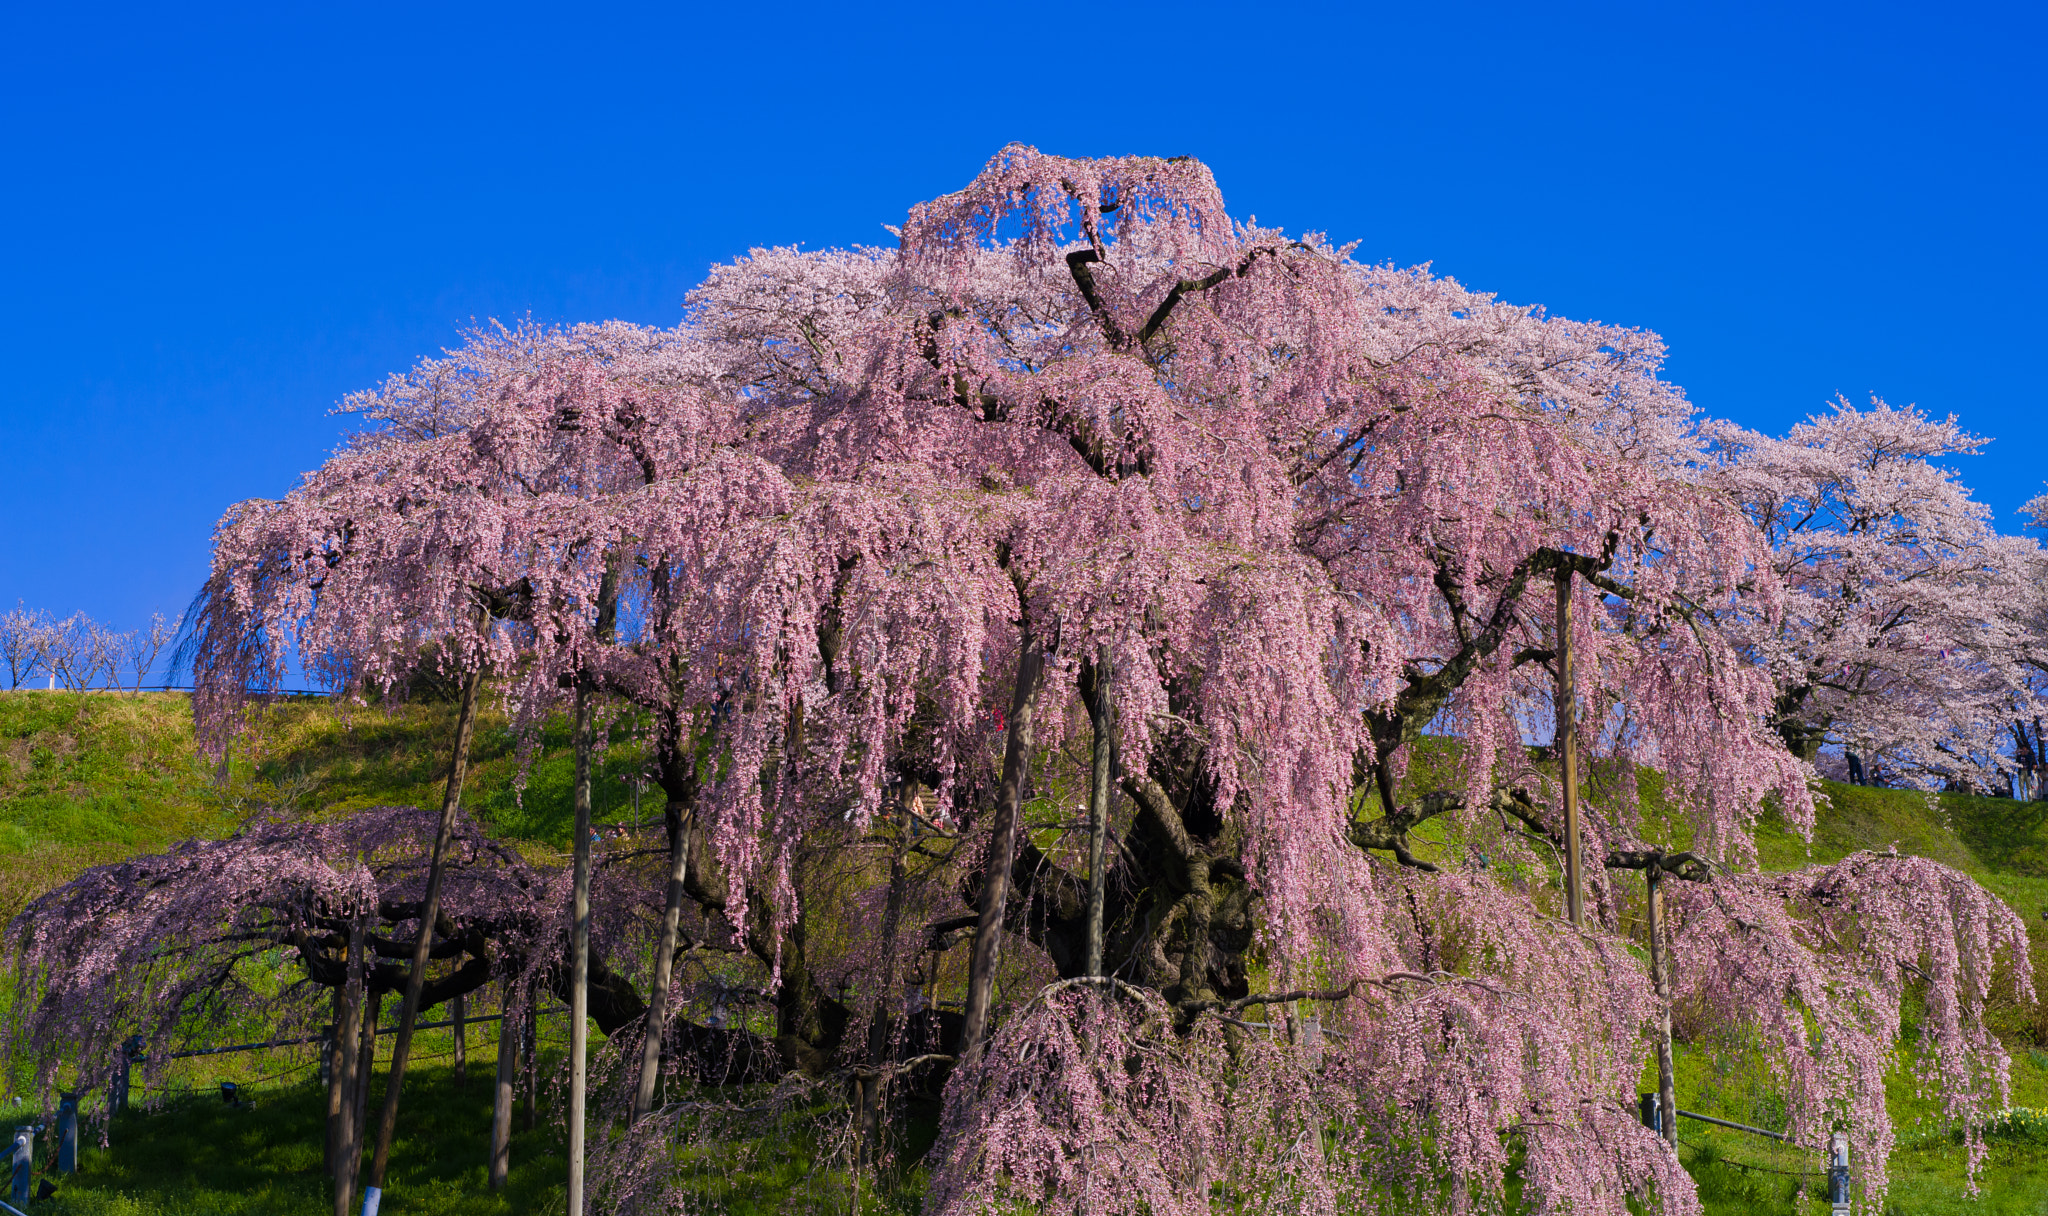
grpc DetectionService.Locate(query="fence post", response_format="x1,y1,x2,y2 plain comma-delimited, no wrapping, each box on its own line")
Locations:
452,993,467,1085
9,1127,30,1206
56,1092,78,1174
1828,1131,1850,1215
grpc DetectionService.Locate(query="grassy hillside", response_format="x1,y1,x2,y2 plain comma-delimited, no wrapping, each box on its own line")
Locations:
5,690,2048,1213
0,689,665,912
1684,788,2048,1215
0,692,236,918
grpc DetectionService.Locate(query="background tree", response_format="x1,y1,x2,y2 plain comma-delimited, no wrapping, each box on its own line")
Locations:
0,603,49,688
121,610,182,694
1709,398,2043,789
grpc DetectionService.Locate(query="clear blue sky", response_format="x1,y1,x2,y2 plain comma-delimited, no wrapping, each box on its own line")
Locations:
3,1,2042,661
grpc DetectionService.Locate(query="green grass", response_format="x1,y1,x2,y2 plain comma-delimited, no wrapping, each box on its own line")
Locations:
1674,785,2048,1214
24,1061,567,1216
9,691,2048,1212
0,692,239,918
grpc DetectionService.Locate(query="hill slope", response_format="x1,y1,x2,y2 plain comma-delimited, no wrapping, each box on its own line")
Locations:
4,690,2046,1214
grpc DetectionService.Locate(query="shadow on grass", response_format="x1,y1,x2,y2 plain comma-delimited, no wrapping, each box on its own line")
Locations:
41,1065,565,1216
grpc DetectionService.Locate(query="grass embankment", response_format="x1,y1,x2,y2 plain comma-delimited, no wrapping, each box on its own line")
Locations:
7,691,2048,1213
0,693,237,918
1668,786,2048,1216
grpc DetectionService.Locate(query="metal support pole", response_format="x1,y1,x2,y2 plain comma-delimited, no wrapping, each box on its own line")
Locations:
1557,570,1583,929
1828,1131,1851,1215
9,1128,30,1206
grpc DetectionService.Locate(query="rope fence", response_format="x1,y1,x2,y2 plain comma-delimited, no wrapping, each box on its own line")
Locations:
119,1007,592,1107
1653,1101,1852,1212
164,1013,504,1060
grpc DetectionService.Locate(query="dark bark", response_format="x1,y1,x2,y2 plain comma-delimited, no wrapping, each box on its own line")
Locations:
1080,653,1116,977
856,800,914,1166
963,732,1254,1024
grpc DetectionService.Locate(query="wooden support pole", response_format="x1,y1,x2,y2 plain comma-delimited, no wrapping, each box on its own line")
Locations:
1646,867,1676,1146
110,1035,139,1116
364,654,486,1214
55,1091,77,1174
857,796,915,1168
568,683,596,1216
332,923,365,1213
344,986,379,1216
323,1014,342,1176
632,805,693,1122
489,981,515,1191
1557,570,1584,929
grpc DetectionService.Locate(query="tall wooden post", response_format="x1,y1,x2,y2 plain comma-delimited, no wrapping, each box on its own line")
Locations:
344,987,379,1216
55,1092,77,1174
364,654,487,1215
633,800,692,1122
489,981,515,1190
568,684,596,1216
1557,570,1584,929
1646,866,1676,1145
323,1016,343,1176
110,1035,140,1116
857,795,915,1167
331,925,365,1212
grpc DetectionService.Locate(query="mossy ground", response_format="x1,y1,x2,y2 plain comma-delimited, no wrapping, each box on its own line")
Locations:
6,691,2048,1212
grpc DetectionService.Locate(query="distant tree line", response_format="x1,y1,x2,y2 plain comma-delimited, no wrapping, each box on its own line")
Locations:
0,603,181,693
